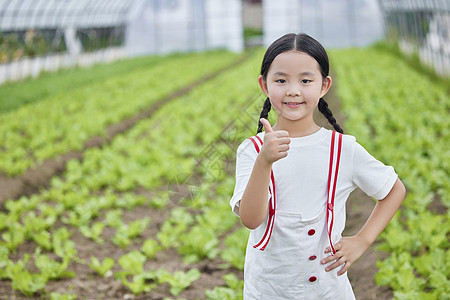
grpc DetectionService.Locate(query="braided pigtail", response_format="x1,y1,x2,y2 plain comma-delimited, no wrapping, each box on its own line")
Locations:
257,97,272,134
318,98,344,134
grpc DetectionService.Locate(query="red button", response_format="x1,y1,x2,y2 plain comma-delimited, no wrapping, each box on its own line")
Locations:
309,255,317,260
308,229,315,236
309,276,317,282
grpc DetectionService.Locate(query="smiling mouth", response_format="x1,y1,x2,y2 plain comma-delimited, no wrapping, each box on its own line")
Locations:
283,102,305,107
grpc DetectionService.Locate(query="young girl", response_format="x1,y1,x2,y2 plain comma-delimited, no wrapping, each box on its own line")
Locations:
230,33,406,299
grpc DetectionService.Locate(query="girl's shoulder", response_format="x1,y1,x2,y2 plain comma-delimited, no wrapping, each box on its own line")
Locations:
309,128,357,149
338,131,364,156
320,129,360,159
236,132,265,155
341,131,357,145
340,132,373,153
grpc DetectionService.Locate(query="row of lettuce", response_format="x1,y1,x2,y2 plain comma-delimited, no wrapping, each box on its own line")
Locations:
0,53,174,114
331,47,449,299
0,50,240,176
0,49,264,298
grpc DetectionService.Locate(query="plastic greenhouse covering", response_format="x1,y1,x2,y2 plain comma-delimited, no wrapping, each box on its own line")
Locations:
0,0,135,30
0,0,244,84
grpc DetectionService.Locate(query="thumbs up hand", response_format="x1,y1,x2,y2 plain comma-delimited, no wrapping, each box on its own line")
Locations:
259,118,291,164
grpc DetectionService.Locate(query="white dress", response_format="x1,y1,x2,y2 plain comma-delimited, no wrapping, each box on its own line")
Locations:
230,128,398,299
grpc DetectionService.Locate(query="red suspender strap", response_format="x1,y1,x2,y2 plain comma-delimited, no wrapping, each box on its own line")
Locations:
246,136,276,251
326,131,343,255
247,136,261,153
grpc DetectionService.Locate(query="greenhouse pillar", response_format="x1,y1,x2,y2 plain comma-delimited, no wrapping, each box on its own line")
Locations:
262,0,384,48
205,0,244,52
64,27,82,56
263,0,301,47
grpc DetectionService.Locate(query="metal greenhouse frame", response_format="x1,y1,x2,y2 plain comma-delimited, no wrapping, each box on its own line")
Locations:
0,0,133,60
0,0,135,84
378,0,450,77
0,0,244,85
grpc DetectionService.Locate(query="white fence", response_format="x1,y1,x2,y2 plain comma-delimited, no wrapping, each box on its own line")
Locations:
0,47,126,85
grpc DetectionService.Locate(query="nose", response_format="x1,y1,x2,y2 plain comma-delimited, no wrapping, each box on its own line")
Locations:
286,84,301,97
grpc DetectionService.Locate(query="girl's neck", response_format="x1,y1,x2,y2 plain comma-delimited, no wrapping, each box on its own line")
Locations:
272,116,320,138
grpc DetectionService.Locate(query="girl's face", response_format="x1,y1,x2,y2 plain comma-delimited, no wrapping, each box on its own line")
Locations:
258,50,331,126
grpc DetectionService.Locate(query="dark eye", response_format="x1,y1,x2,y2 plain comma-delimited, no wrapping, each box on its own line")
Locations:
276,79,286,83
301,79,311,84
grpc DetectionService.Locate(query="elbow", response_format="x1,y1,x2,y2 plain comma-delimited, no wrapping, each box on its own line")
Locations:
239,196,268,230
398,179,406,199
241,218,263,230
240,208,266,230
395,178,406,200
386,178,406,205
398,178,407,202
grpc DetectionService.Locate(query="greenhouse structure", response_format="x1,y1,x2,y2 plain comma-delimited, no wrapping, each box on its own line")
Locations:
0,0,449,83
378,0,450,77
262,0,385,48
0,0,243,84
261,0,449,77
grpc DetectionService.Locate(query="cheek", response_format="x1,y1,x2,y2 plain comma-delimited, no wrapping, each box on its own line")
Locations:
267,85,285,99
304,86,323,100
269,94,285,112
270,100,282,112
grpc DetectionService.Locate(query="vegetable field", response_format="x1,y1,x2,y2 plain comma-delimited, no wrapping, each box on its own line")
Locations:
0,46,448,299
331,47,450,299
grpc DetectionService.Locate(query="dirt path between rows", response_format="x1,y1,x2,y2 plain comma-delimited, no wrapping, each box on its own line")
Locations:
315,80,393,300
0,54,249,206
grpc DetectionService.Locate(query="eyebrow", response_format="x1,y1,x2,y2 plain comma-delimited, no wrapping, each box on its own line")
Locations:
272,71,315,77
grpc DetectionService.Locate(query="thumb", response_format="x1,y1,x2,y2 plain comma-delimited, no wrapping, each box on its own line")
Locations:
260,118,273,133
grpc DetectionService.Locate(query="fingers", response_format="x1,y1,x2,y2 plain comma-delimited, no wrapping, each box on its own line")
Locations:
322,242,348,275
321,242,353,276
278,143,290,152
321,248,342,265
324,258,351,276
269,141,290,161
327,260,352,276
322,236,367,277
324,243,341,254
258,118,291,163
321,252,348,276
260,118,273,133
276,137,291,145
260,118,290,137
324,255,343,272
338,261,352,276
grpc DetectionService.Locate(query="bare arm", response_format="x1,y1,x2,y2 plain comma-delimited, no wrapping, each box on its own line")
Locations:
356,178,406,245
239,155,273,229
322,178,406,275
239,118,291,230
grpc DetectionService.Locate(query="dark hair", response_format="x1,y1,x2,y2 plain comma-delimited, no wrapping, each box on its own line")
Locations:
257,33,343,134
